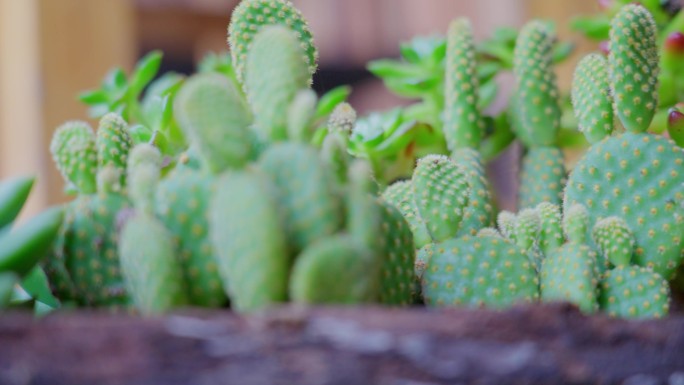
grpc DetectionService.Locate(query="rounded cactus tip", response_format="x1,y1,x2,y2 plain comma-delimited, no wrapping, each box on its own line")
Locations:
497,210,517,239
514,208,541,249
128,163,160,212
127,143,162,171
50,120,98,194
477,227,501,238
563,203,589,243
667,106,684,146
99,112,127,127
328,102,357,135
348,159,376,194
592,216,635,267
571,53,613,143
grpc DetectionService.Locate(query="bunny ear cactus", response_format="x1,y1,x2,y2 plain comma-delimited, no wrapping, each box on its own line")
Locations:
443,19,495,235
540,243,601,313
571,54,614,143
50,121,98,194
566,5,684,280
513,21,566,209
421,235,539,308
244,26,312,142
228,0,317,85
592,216,635,267
536,202,564,256
119,146,188,314
599,265,670,319
382,180,431,249
96,113,133,189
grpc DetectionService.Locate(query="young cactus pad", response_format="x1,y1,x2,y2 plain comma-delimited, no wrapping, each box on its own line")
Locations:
512,20,561,147
50,121,98,194
591,216,635,267
422,235,539,308
518,147,566,209
377,201,416,306
244,26,312,141
564,133,684,279
599,265,670,319
381,180,431,249
444,18,483,151
96,113,133,188
174,73,253,173
452,148,495,237
536,202,563,255
209,169,290,312
608,4,659,133
571,54,614,143
412,155,470,243
540,243,600,313
228,0,317,84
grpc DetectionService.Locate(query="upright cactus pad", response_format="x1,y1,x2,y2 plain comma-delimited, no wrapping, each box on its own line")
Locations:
174,73,254,173
258,143,342,254
497,211,517,241
540,243,600,313
452,148,494,236
536,202,563,255
599,265,670,319
156,168,227,307
412,155,470,242
518,147,566,209
244,26,312,141
382,181,431,249
592,216,635,267
290,235,379,304
422,235,539,308
444,18,483,151
608,4,659,133
228,0,317,84
377,201,416,306
571,54,614,143
96,113,133,188
209,170,290,312
512,21,561,147
563,204,590,245
50,121,98,194
119,210,189,315
564,133,684,279
513,208,540,252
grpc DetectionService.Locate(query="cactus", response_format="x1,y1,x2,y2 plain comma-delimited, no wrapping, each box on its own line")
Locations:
540,243,600,313
452,148,495,236
381,180,431,249
599,265,670,319
96,113,133,189
608,4,660,133
571,54,614,143
50,121,98,194
119,155,188,314
497,211,517,240
536,202,564,255
562,204,590,245
209,169,290,312
513,21,566,209
412,155,470,242
591,216,635,267
228,0,317,85
422,234,539,308
244,26,312,141
376,201,415,305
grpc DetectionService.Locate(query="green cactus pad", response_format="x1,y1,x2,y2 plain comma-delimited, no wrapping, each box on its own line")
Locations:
290,235,379,304
328,102,357,135
562,204,590,245
477,228,502,238
346,160,382,251
608,4,660,133
540,243,600,313
512,21,562,148
452,149,495,236
513,208,540,252
599,265,670,319
119,212,188,314
287,89,317,142
258,142,342,254
321,132,350,187
156,168,227,307
422,235,539,308
377,201,416,306
571,54,614,143
96,113,133,189
564,133,684,279
174,73,253,173
209,169,290,312
592,216,635,267
412,155,470,243
59,193,131,306
518,147,566,209
50,121,98,194
228,0,317,84
382,181,431,249
536,202,564,256
244,26,312,142
497,211,517,240
444,18,483,151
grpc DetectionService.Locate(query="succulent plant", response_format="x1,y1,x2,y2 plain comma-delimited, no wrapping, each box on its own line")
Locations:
565,4,684,280
540,243,601,313
599,265,670,319
513,20,567,209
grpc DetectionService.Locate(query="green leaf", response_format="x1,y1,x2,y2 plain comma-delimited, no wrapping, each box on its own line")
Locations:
21,266,59,308
104,67,128,93
400,35,445,63
0,272,17,309
553,41,575,63
570,16,610,40
478,81,499,111
368,60,424,79
477,62,502,84
129,124,154,145
315,85,352,118
130,50,163,97
78,90,109,105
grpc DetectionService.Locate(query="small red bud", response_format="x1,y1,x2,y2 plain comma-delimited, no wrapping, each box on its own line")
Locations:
668,108,684,126
599,41,610,55
665,32,684,54
668,107,684,146
598,0,614,10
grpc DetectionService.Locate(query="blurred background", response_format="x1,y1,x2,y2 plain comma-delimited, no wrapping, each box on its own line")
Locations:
0,0,600,216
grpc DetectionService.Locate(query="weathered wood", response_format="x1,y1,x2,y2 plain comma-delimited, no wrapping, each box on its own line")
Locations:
1,303,683,385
